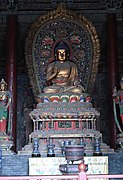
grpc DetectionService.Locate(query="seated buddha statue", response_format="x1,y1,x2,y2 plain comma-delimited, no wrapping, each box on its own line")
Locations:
43,41,85,94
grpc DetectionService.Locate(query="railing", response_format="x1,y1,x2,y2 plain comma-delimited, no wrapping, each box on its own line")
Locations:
87,174,123,179
0,162,123,180
0,174,123,180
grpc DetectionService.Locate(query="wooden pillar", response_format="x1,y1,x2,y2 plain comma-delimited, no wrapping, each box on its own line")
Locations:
107,14,119,149
6,15,17,152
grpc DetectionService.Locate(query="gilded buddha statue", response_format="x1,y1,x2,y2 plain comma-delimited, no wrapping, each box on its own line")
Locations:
43,41,85,94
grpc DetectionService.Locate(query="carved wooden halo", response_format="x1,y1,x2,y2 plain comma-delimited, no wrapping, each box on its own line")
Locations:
25,5,100,97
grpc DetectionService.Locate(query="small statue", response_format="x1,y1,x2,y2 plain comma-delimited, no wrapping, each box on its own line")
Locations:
113,76,123,133
0,79,12,135
43,41,85,94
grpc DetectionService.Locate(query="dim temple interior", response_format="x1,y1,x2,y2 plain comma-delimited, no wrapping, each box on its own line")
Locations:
0,0,123,178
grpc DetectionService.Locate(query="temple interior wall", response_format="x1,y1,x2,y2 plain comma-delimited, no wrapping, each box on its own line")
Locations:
0,2,123,151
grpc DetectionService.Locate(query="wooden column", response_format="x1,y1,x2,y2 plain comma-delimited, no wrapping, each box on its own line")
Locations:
6,15,17,152
107,14,119,149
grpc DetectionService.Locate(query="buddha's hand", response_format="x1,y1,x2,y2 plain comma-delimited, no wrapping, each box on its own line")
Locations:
74,81,79,86
74,81,82,87
74,81,85,92
53,67,59,75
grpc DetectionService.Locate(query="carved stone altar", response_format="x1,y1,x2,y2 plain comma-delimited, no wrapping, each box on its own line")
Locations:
18,6,114,157
19,93,114,156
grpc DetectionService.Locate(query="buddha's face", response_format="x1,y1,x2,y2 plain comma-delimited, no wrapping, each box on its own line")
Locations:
57,49,66,61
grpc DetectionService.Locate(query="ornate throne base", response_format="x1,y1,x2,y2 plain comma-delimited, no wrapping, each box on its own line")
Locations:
18,93,114,156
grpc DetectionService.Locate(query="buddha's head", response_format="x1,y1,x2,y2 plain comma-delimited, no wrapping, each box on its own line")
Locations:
54,41,70,61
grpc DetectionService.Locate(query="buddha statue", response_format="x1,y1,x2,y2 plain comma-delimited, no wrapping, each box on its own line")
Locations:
43,41,85,94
